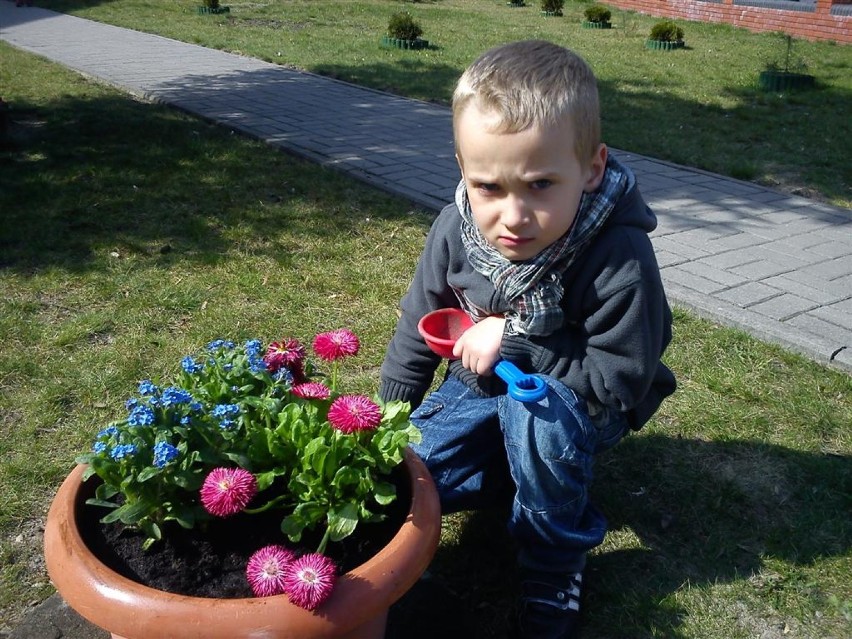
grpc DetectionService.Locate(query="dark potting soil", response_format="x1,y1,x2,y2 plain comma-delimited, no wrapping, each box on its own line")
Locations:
78,466,410,599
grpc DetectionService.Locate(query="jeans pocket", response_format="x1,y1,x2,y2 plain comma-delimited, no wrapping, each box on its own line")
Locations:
411,396,445,421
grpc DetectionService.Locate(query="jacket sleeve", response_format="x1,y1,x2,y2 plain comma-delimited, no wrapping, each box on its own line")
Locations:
500,227,672,414
379,208,459,408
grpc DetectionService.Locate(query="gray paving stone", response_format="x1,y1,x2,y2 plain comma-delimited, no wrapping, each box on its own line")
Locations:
811,304,852,332
786,313,851,348
679,262,749,288
799,256,852,282
714,281,782,308
396,176,450,195
731,259,798,281
767,233,843,252
748,294,820,321
699,249,762,270
762,275,850,305
711,198,783,216
746,190,797,204
776,270,852,296
831,296,852,313
660,267,728,295
653,250,690,269
638,176,686,192
650,235,713,259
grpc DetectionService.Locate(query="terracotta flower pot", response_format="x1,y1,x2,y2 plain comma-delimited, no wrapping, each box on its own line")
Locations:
44,449,441,639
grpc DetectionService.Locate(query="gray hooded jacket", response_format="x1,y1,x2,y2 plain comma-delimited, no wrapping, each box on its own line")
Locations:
379,180,676,429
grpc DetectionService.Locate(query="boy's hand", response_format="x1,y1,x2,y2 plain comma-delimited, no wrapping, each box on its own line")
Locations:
453,315,506,376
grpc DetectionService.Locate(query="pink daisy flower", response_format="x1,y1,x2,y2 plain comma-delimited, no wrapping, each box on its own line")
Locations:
246,545,296,597
327,395,382,434
263,338,306,374
199,467,257,517
312,329,360,362
283,553,338,611
292,382,331,400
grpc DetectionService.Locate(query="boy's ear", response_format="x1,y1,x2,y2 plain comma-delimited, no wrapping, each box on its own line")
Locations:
582,144,608,192
455,152,464,174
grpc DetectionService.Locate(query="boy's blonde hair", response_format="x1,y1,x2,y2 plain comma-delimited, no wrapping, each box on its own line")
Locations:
452,40,601,167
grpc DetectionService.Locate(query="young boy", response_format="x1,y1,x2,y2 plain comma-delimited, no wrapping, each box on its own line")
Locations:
379,40,676,638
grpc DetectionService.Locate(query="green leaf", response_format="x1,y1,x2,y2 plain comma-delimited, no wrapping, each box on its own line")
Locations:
331,465,361,489
404,422,422,445
302,437,329,475
79,464,97,481
261,429,286,461
100,507,125,524
379,399,411,425
240,395,265,408
373,480,397,505
85,497,119,509
254,470,278,492
222,452,251,468
328,502,359,542
171,470,203,490
281,514,305,541
75,453,97,466
94,483,119,501
168,507,196,529
115,500,153,525
137,466,161,482
139,519,162,542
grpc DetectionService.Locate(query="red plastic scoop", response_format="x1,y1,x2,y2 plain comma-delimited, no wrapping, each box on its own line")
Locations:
416,308,474,359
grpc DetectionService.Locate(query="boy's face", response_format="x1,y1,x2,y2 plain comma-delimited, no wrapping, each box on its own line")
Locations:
456,104,607,261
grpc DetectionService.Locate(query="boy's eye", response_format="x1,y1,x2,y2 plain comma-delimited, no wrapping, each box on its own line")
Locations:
530,179,553,190
475,182,500,194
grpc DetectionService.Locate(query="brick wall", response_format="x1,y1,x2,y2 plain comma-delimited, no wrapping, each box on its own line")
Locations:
606,0,851,43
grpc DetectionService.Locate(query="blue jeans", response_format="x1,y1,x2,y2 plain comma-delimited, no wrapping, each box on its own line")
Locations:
411,375,629,574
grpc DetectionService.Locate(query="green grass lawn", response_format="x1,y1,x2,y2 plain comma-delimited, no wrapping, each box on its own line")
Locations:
42,0,852,208
1,13,850,639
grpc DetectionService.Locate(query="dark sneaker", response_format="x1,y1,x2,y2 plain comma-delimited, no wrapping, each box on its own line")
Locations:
515,571,583,638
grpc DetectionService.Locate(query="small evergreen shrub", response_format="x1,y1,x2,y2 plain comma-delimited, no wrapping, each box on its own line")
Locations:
541,0,565,13
387,12,424,41
649,20,684,42
584,4,611,23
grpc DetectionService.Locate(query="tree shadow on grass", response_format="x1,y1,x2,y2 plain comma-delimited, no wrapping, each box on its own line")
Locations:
312,58,456,106
596,74,852,209
0,90,433,274
388,434,851,638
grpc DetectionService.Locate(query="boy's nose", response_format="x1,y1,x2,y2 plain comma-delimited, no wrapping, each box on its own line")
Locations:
501,194,530,229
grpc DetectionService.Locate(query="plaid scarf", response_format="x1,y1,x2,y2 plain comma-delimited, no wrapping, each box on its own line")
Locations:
457,156,631,336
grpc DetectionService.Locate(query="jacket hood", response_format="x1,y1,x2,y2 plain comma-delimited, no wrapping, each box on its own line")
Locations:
606,174,658,234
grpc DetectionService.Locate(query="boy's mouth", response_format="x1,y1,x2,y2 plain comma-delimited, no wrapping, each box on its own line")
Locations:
498,235,533,248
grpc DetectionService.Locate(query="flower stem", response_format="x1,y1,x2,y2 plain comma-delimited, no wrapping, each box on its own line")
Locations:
243,494,293,514
330,361,339,392
316,526,332,555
